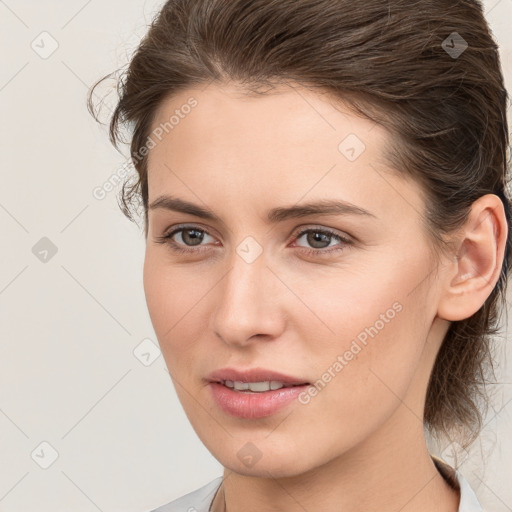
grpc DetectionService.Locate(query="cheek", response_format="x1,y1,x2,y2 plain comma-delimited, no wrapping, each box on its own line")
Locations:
143,250,169,332
298,255,431,403
142,249,212,366
290,257,409,351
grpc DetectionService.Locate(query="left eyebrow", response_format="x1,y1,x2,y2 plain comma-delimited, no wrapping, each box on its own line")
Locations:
267,199,377,222
148,195,377,223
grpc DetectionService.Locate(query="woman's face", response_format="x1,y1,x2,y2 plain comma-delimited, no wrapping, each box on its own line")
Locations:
143,82,450,477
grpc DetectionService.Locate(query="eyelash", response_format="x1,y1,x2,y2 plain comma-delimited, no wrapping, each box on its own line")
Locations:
154,224,352,257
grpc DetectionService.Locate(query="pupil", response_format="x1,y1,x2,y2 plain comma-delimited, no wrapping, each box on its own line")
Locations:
308,231,330,249
184,229,203,246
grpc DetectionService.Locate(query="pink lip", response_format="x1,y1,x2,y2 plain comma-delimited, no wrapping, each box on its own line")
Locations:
206,367,311,419
206,367,309,385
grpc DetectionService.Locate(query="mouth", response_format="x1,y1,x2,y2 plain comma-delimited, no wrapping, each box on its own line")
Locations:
206,367,310,389
206,368,312,418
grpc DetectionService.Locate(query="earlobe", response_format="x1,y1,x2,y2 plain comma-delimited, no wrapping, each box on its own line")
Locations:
437,194,507,322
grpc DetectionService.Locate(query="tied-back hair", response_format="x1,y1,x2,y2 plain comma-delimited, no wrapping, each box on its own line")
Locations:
88,0,512,448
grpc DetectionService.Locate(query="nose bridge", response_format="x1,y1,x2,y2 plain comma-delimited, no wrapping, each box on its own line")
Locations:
210,244,284,345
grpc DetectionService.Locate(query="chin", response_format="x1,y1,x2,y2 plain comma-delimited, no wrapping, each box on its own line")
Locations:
200,432,323,479
222,455,312,479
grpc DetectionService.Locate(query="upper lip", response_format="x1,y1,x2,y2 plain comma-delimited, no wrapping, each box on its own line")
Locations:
206,367,310,385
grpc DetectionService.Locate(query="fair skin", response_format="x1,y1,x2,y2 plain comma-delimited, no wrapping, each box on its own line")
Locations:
143,81,507,512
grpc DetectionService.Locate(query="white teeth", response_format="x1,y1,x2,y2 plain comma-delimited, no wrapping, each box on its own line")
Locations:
246,381,270,392
223,380,287,392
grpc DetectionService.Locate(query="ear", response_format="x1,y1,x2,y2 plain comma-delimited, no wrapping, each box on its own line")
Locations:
436,193,508,322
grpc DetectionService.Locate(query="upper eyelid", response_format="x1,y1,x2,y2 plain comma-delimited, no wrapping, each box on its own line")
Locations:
164,223,345,234
164,223,216,238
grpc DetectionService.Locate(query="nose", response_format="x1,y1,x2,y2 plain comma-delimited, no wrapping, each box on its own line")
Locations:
210,249,286,347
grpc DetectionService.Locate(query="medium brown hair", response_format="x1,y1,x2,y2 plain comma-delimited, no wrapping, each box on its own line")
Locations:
88,0,511,447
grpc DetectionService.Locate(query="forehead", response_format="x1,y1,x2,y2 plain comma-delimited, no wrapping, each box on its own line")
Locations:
146,82,426,225
148,82,384,159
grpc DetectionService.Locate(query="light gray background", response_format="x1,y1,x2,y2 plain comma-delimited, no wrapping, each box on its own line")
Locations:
0,1,511,511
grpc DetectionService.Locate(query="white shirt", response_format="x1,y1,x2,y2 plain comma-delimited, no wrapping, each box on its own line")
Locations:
150,456,483,512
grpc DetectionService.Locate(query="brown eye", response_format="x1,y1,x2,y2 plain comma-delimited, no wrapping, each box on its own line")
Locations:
177,228,207,246
297,229,343,249
154,225,217,254
299,230,334,249
293,227,352,256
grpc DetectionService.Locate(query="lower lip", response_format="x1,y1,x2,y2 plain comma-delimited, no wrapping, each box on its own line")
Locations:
208,382,310,419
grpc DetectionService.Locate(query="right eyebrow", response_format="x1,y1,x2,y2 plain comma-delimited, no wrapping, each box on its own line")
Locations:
148,195,223,222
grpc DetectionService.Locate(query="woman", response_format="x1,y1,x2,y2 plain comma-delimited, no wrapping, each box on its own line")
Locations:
88,1,511,511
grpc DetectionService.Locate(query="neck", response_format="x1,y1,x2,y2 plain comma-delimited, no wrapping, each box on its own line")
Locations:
211,416,460,512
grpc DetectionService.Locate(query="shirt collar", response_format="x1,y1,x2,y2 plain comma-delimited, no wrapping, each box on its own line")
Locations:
431,455,484,512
